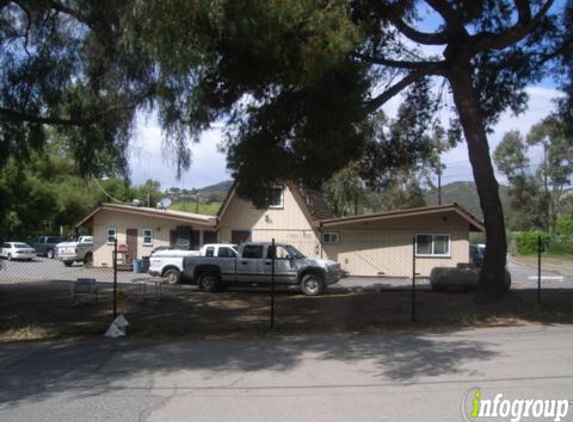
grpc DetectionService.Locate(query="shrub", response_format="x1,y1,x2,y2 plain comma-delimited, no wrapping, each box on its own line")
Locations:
555,212,573,244
515,231,550,254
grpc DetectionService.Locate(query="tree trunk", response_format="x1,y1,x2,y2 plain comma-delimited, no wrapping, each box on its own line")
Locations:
448,64,508,299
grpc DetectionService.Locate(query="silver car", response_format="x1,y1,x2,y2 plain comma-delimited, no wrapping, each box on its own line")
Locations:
0,242,36,261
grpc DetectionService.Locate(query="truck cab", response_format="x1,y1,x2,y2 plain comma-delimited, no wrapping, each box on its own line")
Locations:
149,243,238,283
29,236,62,258
183,242,341,296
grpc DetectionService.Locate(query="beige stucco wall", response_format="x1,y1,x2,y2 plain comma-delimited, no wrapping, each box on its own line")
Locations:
218,186,320,256
89,191,473,277
92,210,216,267
321,213,471,277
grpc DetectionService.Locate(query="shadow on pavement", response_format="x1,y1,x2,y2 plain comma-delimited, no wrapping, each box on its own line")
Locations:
0,330,499,406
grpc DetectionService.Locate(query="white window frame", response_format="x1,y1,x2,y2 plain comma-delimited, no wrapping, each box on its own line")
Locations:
322,232,340,244
143,229,154,246
106,227,117,245
415,233,451,257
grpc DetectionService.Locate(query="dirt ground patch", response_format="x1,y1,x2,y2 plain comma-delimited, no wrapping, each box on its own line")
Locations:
1,281,572,341
511,254,573,275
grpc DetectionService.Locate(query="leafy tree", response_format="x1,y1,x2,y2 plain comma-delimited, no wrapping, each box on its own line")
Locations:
495,119,573,233
526,117,573,232
141,0,570,298
493,130,548,230
322,163,367,217
555,212,573,242
2,1,572,298
131,179,163,207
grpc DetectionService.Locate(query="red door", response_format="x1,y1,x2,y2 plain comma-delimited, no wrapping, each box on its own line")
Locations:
126,228,138,266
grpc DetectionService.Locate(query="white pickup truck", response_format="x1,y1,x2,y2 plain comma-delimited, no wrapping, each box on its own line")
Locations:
149,244,238,283
56,236,94,267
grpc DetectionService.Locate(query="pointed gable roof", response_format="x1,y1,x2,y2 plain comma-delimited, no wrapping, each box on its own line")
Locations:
216,182,331,229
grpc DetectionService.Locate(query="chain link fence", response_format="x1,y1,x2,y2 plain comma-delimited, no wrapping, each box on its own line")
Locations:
1,230,572,339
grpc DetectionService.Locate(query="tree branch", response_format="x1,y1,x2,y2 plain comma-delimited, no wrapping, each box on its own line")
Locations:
425,0,464,30
0,107,92,126
365,65,445,113
391,18,448,45
515,0,532,24
0,86,156,127
44,0,93,26
353,52,445,70
471,0,555,53
383,0,449,45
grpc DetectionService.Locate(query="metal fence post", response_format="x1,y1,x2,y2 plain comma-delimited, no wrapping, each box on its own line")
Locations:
412,236,416,323
270,238,275,329
113,236,118,320
537,235,542,305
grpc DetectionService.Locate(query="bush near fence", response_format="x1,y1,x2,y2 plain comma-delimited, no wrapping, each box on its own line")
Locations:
515,231,550,255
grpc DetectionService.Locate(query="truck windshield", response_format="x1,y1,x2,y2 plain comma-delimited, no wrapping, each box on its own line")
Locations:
284,245,306,259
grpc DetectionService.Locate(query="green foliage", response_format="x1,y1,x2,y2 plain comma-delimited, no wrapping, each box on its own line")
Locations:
555,212,573,242
0,142,164,241
553,212,573,255
515,231,551,255
494,117,573,232
547,243,573,256
170,201,221,216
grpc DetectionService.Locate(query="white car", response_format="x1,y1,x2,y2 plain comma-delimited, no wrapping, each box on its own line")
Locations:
0,242,36,261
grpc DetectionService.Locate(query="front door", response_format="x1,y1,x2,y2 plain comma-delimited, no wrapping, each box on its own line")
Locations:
126,228,138,265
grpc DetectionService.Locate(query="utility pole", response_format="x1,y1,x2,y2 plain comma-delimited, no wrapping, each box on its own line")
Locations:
437,153,442,205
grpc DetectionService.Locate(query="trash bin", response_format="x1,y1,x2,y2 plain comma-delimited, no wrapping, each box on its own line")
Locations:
133,259,142,274
141,256,150,272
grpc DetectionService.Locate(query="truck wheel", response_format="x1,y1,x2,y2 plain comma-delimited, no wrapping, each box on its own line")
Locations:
83,252,93,268
64,260,73,267
198,271,220,292
301,274,325,296
7,254,12,261
47,249,55,259
163,268,181,284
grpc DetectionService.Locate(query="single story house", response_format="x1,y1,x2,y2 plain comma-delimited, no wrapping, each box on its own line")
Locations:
76,204,217,268
76,183,483,277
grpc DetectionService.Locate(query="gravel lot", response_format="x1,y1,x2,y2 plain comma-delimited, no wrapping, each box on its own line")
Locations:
1,255,571,291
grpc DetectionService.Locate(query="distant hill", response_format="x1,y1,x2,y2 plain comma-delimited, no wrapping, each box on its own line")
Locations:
197,180,234,201
424,181,510,219
185,178,511,220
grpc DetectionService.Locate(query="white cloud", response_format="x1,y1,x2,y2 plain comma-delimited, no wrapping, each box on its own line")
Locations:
440,86,563,184
128,113,230,190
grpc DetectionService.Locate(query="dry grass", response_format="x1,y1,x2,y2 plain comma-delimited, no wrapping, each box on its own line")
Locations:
1,281,572,341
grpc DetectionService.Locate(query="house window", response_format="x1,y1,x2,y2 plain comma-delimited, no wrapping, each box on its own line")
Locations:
416,234,450,257
268,187,284,208
143,229,154,246
106,228,117,244
322,232,340,244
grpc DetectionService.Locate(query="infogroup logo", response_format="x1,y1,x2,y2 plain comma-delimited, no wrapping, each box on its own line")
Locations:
461,388,571,422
